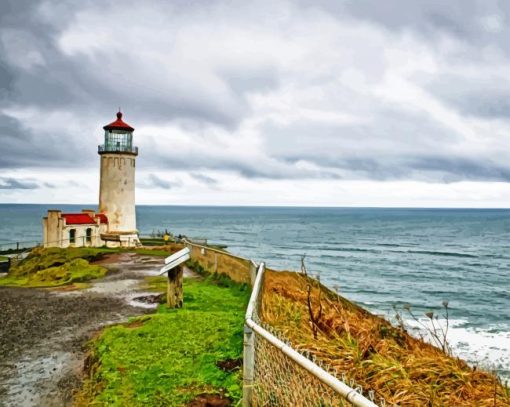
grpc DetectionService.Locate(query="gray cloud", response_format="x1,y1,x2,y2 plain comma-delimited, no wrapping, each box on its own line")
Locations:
1,0,510,188
426,75,510,119
144,142,344,181
0,113,85,168
325,1,509,42
0,0,262,169
191,173,218,185
409,155,510,183
0,0,268,123
0,177,39,189
139,174,181,189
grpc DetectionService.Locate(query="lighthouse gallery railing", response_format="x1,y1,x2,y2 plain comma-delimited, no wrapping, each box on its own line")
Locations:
98,145,138,154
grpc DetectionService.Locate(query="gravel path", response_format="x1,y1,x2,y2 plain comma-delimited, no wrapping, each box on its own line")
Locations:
0,253,166,407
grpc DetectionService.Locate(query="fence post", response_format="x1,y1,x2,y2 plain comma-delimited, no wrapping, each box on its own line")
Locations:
249,262,257,286
243,324,255,407
167,266,184,308
16,242,19,251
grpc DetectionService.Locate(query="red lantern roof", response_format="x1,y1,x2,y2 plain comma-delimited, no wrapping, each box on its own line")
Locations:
103,111,134,132
62,213,108,225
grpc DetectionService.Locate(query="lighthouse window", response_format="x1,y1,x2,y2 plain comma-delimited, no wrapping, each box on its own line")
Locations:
86,228,92,243
69,229,76,244
104,130,133,152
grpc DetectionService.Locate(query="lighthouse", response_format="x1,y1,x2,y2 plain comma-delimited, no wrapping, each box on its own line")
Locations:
98,111,139,247
43,111,139,248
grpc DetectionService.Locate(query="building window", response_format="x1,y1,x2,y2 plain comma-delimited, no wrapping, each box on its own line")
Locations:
86,228,92,244
69,229,76,244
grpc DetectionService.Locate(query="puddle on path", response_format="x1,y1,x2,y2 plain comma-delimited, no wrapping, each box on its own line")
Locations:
5,352,78,407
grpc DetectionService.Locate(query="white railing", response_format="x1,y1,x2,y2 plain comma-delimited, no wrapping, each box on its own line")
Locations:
97,144,138,154
243,263,379,407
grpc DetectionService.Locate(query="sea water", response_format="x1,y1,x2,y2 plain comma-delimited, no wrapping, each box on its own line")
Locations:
1,204,509,378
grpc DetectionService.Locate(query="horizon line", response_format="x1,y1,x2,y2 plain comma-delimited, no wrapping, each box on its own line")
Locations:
1,203,510,210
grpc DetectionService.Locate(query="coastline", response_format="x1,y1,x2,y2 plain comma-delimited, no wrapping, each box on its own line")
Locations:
1,204,509,381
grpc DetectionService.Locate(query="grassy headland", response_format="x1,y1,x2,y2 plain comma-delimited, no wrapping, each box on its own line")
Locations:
261,270,510,406
0,244,183,288
76,274,250,406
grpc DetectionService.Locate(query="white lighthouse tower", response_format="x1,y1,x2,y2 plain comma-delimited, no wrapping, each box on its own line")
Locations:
98,111,139,247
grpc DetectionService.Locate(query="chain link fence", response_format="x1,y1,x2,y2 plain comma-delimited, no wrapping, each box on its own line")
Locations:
0,236,140,255
244,263,380,407
252,323,353,406
183,241,384,406
0,240,40,254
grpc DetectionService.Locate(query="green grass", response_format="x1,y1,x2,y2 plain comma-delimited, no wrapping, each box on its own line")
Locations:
139,238,171,246
9,247,112,276
131,248,173,257
77,275,250,406
0,258,108,287
0,247,112,288
140,276,169,292
0,255,9,262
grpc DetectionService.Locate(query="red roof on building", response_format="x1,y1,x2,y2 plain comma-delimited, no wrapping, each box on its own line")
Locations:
103,111,134,132
62,213,108,225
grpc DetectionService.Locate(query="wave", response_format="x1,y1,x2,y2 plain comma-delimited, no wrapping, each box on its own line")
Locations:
313,246,376,253
378,242,419,248
311,246,479,259
405,318,510,380
395,249,478,258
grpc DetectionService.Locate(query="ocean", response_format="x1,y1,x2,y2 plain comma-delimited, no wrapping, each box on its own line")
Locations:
1,204,509,378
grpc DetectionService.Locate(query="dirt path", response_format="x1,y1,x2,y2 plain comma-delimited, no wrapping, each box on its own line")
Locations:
0,253,169,407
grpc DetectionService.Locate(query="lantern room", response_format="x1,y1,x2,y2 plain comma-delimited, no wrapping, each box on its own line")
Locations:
98,111,138,155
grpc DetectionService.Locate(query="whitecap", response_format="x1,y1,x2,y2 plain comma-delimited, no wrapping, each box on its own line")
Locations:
405,317,510,380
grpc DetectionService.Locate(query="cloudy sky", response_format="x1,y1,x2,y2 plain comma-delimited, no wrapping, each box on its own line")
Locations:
1,0,510,207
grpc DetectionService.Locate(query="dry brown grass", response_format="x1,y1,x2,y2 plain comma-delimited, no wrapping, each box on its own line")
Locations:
261,270,510,406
